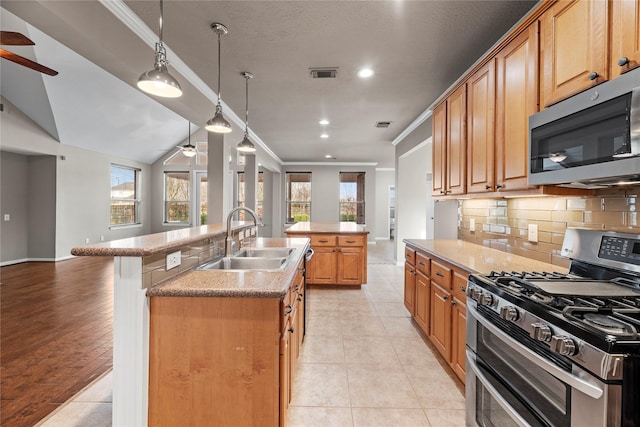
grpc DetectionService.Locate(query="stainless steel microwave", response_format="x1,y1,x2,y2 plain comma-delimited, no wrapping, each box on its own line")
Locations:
528,67,640,189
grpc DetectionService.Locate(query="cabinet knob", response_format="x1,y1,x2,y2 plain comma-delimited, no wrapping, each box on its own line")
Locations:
496,185,502,190
485,185,491,190
288,327,295,333
588,71,599,81
441,294,448,301
618,57,630,67
450,299,456,306
440,190,446,194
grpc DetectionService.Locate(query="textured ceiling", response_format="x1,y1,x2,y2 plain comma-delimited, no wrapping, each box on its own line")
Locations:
1,0,538,168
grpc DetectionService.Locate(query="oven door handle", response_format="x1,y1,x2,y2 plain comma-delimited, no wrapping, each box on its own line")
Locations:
466,349,531,427
469,304,604,399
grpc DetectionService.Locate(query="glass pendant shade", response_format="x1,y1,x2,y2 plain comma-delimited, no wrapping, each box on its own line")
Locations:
182,144,197,157
137,0,182,98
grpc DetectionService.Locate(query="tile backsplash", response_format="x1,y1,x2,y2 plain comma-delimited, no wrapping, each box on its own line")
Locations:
458,194,639,268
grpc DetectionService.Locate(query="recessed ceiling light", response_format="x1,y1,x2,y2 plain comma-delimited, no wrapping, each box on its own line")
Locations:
319,119,330,125
320,133,329,139
357,68,374,78
325,154,332,158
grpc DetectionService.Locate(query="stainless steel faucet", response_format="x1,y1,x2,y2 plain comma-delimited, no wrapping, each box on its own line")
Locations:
225,207,259,257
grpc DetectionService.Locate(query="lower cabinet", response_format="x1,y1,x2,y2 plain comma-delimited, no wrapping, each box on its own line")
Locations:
404,243,469,383
149,260,305,427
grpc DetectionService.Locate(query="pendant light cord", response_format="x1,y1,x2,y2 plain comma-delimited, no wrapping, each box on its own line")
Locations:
159,0,164,43
244,75,249,135
216,31,222,109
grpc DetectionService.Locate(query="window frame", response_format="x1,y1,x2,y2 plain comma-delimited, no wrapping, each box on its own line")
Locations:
110,164,141,228
237,171,264,220
339,171,365,224
285,172,312,224
163,171,191,225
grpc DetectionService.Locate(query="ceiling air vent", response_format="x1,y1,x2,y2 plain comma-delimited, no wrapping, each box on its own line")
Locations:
310,68,338,79
375,121,392,128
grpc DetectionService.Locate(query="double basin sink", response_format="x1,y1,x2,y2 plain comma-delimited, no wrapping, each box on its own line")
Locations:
197,247,296,271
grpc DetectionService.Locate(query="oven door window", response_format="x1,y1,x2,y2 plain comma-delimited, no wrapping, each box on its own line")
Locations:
530,93,632,173
477,323,570,427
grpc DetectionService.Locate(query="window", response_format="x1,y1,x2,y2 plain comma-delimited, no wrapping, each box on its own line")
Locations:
237,171,264,219
286,172,311,223
339,172,365,224
110,165,140,226
164,172,190,224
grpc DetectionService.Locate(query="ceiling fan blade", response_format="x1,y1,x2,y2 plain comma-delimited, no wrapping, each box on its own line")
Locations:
0,49,58,76
0,31,35,46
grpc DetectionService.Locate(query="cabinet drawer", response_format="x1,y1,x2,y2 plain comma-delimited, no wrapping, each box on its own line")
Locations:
337,235,365,247
453,270,469,302
404,247,416,265
431,260,452,289
311,235,337,247
416,252,430,276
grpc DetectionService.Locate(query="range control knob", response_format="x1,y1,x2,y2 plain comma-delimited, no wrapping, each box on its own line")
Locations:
530,323,552,342
551,335,578,356
478,293,494,306
499,306,519,321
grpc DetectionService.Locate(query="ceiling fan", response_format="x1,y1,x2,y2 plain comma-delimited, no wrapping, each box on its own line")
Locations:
0,31,58,76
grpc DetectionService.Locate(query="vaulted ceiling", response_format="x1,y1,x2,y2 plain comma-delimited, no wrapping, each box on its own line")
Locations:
1,1,538,168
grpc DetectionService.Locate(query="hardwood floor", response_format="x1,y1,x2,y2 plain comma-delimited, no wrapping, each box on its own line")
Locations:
1,257,114,427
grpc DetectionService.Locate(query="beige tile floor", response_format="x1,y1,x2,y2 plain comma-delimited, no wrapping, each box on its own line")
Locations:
36,240,466,427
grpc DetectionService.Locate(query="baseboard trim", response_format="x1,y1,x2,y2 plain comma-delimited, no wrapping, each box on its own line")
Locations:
0,258,30,267
1,256,74,267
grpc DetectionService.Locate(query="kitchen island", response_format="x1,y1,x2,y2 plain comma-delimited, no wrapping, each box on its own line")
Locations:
285,222,368,285
71,224,310,427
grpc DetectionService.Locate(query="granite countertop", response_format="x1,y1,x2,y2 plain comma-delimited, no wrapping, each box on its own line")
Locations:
147,237,310,298
71,221,256,257
403,239,568,275
285,221,368,234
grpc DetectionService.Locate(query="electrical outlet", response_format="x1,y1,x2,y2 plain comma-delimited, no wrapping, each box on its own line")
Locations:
469,218,476,232
528,224,539,242
85,238,90,244
3,214,9,221
100,235,105,242
166,250,181,270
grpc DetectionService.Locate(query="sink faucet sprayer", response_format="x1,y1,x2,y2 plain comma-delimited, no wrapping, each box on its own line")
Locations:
225,207,260,257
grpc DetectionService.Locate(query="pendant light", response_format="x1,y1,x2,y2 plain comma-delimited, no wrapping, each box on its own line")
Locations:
237,72,256,153
205,23,232,133
182,122,197,157
137,0,182,98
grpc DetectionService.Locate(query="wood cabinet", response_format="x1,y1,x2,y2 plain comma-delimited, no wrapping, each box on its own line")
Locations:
149,259,306,427
540,0,608,107
611,0,640,78
293,233,367,285
432,86,466,197
495,23,539,192
403,243,469,383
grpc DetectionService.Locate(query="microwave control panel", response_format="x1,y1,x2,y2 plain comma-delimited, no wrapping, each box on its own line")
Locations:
598,236,640,265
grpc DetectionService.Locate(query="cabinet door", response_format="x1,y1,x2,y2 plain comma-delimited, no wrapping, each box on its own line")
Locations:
495,23,539,191
430,281,452,360
279,325,291,427
432,102,447,196
450,298,466,382
310,247,337,284
467,60,495,193
446,85,467,195
540,0,608,107
404,263,416,314
337,247,362,285
415,271,430,335
611,0,640,78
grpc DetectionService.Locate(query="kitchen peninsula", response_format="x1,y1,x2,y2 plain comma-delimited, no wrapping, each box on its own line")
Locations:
71,223,310,426
285,222,368,286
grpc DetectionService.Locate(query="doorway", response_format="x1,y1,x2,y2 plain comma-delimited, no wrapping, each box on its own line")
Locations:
195,172,208,225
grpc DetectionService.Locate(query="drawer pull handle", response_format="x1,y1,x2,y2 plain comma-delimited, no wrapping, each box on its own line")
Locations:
288,327,295,333
284,305,292,315
459,285,466,292
346,240,356,243
441,295,448,301
418,261,425,266
435,271,445,278
297,294,303,301
319,240,329,243
451,299,456,306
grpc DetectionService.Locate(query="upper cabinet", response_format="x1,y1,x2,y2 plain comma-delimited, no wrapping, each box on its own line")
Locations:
540,0,608,107
611,0,640,78
466,61,495,193
495,23,539,192
432,86,466,197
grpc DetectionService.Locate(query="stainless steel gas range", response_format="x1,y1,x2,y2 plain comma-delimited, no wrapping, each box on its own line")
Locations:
466,228,640,427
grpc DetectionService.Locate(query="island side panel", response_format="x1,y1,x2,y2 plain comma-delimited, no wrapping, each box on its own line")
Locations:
148,296,281,427
112,256,149,427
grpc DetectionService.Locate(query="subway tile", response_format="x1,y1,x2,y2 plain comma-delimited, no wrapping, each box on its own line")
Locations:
601,197,636,212
551,210,584,222
566,198,587,210
551,254,571,269
584,211,626,226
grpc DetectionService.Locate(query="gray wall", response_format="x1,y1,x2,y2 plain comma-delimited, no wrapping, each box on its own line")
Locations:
1,98,152,263
29,155,56,259
1,152,29,262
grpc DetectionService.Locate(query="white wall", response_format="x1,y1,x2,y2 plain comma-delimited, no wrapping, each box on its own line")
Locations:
396,140,432,263
374,169,395,240
1,98,152,261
